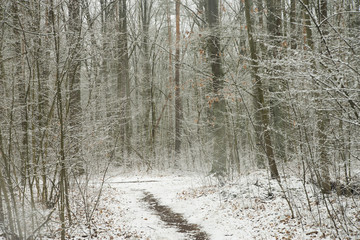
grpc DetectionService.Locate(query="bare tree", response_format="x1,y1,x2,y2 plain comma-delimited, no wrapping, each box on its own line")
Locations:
68,0,84,174
244,0,279,179
174,0,183,165
317,0,331,193
266,0,286,162
140,0,155,159
207,0,227,179
117,0,132,158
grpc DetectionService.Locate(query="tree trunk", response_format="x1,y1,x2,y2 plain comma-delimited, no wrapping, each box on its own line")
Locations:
166,0,174,156
68,0,83,174
117,0,131,159
100,0,110,120
252,0,265,168
266,0,286,162
0,4,3,224
245,0,280,179
141,0,154,159
174,0,182,166
50,0,70,237
0,2,5,120
317,0,331,194
0,163,14,234
12,1,29,189
302,0,331,193
303,0,313,49
207,0,227,178
36,0,51,204
290,0,297,49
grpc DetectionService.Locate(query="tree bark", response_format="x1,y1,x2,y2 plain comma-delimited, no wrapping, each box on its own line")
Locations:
303,0,313,49
0,2,5,120
290,0,297,49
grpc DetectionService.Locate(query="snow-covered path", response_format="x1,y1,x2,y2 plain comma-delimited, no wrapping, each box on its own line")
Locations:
104,173,250,240
96,171,358,239
6,170,357,239
141,191,209,239
106,174,209,239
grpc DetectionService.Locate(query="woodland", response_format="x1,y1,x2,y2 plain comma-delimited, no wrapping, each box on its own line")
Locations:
0,0,359,239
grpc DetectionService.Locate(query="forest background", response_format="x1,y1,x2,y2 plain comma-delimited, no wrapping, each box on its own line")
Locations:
0,0,359,239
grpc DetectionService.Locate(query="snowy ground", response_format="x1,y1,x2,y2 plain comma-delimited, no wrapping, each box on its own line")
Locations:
4,168,359,239
62,169,358,240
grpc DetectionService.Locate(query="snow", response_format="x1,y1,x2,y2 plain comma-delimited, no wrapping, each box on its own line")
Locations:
81,169,359,239
4,168,359,239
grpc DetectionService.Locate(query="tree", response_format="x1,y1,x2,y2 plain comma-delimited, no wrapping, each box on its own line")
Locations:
174,0,183,165
11,1,29,189
0,1,5,120
166,0,174,156
301,0,331,193
0,2,4,225
252,0,266,169
117,0,132,158
245,0,279,179
207,0,227,179
290,0,297,49
266,0,286,162
68,0,83,174
317,0,331,193
140,0,155,159
41,0,52,203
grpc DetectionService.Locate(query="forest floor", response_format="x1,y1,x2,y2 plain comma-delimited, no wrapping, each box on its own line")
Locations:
3,167,357,239
46,167,360,240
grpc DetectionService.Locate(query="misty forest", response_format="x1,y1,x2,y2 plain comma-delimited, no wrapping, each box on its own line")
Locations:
0,0,359,239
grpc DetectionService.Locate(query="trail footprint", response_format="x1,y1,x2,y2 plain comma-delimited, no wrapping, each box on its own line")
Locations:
142,191,209,240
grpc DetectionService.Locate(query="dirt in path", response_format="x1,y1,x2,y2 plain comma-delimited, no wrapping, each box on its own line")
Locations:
142,191,209,240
